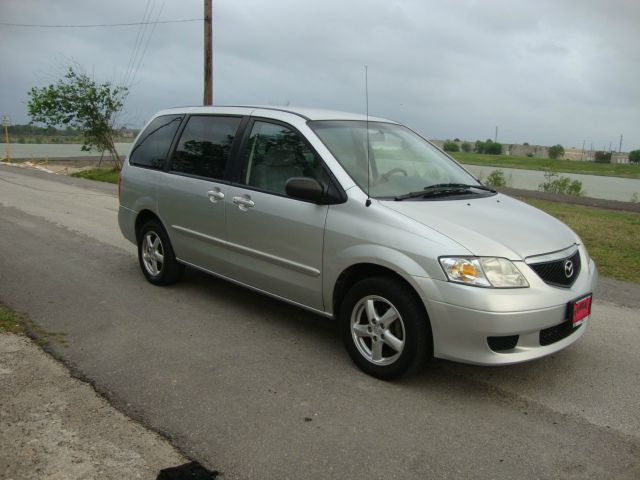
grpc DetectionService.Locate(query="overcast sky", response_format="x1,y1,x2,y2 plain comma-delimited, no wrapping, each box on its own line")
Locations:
1,0,638,149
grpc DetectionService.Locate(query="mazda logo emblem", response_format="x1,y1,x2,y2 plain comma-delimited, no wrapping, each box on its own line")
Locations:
564,260,574,278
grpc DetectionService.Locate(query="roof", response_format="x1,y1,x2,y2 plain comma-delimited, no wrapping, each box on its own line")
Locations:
155,105,396,123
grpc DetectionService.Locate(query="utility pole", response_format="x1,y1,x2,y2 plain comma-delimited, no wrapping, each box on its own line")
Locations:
619,134,623,153
580,140,585,161
203,0,213,106
494,126,498,143
1,115,10,163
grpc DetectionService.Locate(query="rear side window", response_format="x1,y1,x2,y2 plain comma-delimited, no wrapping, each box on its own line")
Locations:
171,116,241,180
129,114,182,169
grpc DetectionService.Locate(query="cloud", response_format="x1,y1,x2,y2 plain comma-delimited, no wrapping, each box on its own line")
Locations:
1,0,638,149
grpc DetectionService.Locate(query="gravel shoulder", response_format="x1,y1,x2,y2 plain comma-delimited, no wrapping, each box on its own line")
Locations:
0,333,188,479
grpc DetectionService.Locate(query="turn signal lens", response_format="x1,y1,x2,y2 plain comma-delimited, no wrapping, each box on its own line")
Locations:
439,258,491,287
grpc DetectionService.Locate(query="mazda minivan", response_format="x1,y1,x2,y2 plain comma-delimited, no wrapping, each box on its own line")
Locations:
118,106,597,379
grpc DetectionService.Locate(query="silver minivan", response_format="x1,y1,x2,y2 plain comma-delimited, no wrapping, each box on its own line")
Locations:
118,106,597,379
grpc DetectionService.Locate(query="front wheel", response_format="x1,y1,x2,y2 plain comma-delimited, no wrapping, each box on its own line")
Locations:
138,219,184,286
340,277,431,379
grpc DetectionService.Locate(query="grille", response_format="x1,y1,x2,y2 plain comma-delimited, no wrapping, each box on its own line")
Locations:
529,250,581,287
487,335,519,352
540,320,581,346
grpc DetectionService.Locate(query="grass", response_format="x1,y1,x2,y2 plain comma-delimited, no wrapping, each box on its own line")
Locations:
451,152,640,179
0,304,26,335
0,303,68,346
520,198,640,283
71,168,119,184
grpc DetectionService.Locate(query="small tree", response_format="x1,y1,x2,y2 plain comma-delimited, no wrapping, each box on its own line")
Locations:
539,168,583,196
461,141,472,152
475,139,502,155
548,144,565,159
27,67,128,169
484,141,502,155
629,150,640,164
485,169,507,187
594,151,612,163
443,141,460,152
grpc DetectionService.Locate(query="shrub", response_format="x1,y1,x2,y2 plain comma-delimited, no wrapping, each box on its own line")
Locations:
475,139,502,155
629,150,640,164
526,152,534,158
485,169,507,187
594,151,612,163
443,141,459,152
539,168,583,196
484,141,502,155
461,141,472,152
548,144,565,159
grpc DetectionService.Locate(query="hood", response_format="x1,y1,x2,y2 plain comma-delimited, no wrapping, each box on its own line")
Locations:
381,193,577,260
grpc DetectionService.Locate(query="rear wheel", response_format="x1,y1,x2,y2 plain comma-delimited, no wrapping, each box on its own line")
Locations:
138,219,184,285
340,276,431,379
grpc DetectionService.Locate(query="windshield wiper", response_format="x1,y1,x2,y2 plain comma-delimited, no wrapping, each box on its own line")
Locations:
394,183,496,201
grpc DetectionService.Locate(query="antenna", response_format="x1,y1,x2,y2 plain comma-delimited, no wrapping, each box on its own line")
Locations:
365,65,371,207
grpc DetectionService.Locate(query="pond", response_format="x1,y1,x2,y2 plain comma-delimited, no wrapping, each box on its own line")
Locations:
5,143,132,159
464,165,639,203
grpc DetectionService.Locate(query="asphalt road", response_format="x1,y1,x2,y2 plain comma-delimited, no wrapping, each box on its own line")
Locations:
1,164,639,479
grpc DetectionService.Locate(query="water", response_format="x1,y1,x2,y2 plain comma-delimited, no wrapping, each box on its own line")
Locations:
3,143,639,202
464,165,640,203
3,143,132,159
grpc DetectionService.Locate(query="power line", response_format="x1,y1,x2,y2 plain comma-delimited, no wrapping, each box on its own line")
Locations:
0,19,201,28
128,0,167,88
124,0,155,86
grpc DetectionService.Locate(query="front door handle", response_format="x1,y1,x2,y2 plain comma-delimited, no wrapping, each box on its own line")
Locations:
232,195,255,211
207,189,225,203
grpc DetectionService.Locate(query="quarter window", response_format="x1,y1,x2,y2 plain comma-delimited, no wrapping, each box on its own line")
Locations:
129,115,182,169
240,121,328,195
171,116,241,179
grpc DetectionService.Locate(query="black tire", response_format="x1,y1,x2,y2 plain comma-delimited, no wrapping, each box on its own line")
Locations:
137,219,184,286
340,276,431,380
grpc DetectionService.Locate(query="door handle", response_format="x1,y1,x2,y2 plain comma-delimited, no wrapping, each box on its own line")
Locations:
207,189,225,203
232,195,255,211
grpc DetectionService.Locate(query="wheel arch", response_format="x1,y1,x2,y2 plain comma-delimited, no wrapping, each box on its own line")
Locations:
135,209,164,242
332,263,432,334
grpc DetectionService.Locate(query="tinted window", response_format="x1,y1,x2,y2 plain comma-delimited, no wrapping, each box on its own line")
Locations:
129,115,182,169
240,121,329,195
171,116,241,179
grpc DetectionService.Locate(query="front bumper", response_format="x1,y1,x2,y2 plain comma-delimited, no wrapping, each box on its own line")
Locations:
412,254,598,365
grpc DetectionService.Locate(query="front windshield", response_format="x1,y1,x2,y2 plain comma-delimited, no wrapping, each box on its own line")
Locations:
309,120,480,198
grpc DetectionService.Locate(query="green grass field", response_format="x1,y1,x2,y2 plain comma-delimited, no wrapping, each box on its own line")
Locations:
520,198,640,283
451,152,640,179
71,168,119,183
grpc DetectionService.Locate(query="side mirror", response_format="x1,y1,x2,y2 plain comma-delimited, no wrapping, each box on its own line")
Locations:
285,177,325,203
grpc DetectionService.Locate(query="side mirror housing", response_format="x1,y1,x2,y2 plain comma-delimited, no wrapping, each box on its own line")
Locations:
285,177,325,203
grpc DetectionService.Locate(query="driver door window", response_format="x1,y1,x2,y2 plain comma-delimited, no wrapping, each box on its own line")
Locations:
240,121,328,195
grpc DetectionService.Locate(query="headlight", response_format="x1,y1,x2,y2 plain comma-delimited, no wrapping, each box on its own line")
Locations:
439,257,529,288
